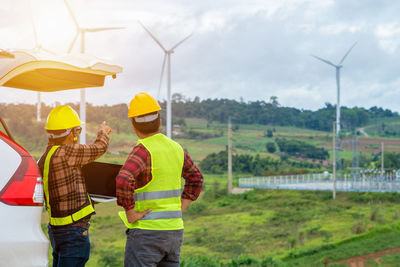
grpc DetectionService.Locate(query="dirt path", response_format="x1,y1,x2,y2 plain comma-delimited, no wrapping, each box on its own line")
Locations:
359,127,369,137
331,247,400,266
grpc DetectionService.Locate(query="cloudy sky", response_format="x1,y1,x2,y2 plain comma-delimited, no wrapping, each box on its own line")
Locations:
1,0,400,111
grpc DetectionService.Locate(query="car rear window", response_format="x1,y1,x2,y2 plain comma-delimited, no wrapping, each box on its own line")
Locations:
0,136,22,190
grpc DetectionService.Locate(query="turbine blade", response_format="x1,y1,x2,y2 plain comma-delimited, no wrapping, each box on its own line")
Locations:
68,31,80,53
85,27,125,32
64,0,79,29
170,33,192,51
158,54,167,99
339,42,357,65
138,21,167,52
311,54,337,67
40,47,56,55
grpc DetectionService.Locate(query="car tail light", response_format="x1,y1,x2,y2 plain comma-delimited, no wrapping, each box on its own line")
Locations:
0,133,44,206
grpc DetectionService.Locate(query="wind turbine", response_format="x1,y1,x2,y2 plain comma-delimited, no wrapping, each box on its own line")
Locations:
64,0,124,144
139,21,192,138
311,42,356,136
311,42,357,173
29,1,56,122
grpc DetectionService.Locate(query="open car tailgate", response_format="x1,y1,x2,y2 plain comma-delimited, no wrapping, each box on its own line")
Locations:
0,50,122,91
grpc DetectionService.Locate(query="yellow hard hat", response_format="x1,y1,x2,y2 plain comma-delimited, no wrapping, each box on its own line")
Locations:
128,92,161,118
45,105,84,130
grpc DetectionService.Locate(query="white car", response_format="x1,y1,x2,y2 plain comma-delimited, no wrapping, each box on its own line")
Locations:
0,49,121,266
0,119,48,266
0,119,118,267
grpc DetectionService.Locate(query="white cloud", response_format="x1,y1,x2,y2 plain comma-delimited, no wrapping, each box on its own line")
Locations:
375,23,400,38
319,24,364,35
2,0,400,115
374,23,400,54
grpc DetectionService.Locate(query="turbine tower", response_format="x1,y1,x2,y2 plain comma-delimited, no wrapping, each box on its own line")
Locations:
64,0,124,144
29,0,56,122
312,42,357,174
139,21,192,138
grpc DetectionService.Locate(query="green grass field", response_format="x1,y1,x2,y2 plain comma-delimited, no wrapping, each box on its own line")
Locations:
42,187,400,266
33,119,400,266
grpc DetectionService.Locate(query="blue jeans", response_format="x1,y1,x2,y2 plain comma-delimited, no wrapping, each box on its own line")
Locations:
48,224,90,267
124,228,184,267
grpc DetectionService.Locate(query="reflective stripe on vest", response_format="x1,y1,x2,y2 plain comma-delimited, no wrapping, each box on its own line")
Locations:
119,133,184,230
134,189,181,201
43,145,95,226
140,210,182,220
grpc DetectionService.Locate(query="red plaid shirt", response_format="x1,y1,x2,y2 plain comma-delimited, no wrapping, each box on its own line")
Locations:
116,143,204,211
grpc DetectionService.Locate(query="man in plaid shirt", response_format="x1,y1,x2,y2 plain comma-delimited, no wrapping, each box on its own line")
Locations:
116,148,204,211
38,105,111,267
116,92,203,266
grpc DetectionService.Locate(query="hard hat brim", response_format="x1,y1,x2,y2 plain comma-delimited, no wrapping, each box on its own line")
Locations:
45,121,84,131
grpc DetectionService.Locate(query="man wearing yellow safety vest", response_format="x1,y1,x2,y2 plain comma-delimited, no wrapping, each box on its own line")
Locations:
38,105,111,267
116,92,204,266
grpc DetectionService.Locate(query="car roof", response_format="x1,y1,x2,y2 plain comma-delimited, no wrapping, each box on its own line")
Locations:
0,50,122,92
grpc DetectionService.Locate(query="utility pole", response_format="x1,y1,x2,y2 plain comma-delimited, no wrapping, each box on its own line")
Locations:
80,39,86,144
381,142,384,176
167,52,172,138
333,122,336,200
228,117,232,194
37,93,41,122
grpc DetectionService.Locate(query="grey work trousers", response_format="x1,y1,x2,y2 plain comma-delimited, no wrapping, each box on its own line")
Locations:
124,228,184,267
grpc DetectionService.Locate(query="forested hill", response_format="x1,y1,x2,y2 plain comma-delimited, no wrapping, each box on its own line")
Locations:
0,95,398,132
170,96,399,131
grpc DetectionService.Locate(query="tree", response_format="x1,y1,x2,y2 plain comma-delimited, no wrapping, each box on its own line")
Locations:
172,92,186,103
275,138,329,160
266,129,273,138
199,150,280,174
383,152,400,169
269,96,279,107
266,142,276,153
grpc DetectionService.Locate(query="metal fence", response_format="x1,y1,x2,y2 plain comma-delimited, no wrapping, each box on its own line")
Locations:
239,171,400,193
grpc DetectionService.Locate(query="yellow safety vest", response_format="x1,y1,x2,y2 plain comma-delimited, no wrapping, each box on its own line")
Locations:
43,146,95,226
119,133,184,230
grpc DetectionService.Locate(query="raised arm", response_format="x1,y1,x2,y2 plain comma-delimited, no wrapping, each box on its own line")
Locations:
65,122,111,166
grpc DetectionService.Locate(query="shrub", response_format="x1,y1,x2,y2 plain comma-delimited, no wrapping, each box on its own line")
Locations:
275,138,329,160
347,192,400,204
202,186,228,202
352,222,365,234
266,142,276,153
264,129,273,138
370,207,384,223
181,256,221,267
228,256,260,266
199,150,280,175
183,128,223,140
261,256,283,267
98,246,124,267
186,202,207,214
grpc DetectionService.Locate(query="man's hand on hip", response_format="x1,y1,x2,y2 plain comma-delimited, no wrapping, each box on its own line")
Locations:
181,199,192,213
126,208,152,223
